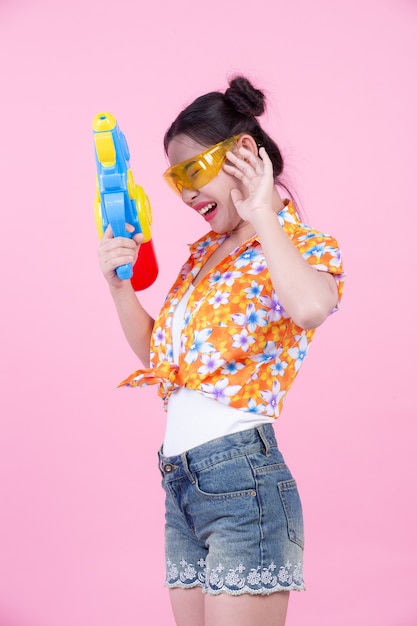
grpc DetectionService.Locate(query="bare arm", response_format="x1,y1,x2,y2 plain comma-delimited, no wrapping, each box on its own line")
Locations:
98,225,154,366
224,142,338,329
248,209,338,329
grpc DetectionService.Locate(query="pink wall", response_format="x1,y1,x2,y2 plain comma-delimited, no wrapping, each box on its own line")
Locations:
1,0,416,624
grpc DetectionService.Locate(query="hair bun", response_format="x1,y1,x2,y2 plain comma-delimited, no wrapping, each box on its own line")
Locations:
224,75,265,118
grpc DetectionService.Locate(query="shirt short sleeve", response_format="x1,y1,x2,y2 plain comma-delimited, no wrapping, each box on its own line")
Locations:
294,226,345,309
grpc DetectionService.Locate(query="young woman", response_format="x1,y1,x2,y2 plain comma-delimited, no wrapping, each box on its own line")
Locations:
98,76,344,626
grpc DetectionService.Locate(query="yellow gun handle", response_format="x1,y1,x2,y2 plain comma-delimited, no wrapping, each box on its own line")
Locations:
135,185,152,243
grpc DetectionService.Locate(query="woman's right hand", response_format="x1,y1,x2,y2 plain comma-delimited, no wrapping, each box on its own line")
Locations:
98,224,144,289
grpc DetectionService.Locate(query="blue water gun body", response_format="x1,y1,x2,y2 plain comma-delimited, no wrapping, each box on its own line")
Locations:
93,112,157,287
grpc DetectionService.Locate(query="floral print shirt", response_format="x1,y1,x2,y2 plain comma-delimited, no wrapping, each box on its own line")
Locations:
119,201,344,418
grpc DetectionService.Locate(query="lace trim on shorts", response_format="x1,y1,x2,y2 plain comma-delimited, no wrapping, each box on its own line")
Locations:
165,558,305,594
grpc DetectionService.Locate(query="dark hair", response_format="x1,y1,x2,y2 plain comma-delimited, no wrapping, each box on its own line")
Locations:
164,75,285,183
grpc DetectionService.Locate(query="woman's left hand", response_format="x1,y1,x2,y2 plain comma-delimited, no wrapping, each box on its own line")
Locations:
223,146,275,224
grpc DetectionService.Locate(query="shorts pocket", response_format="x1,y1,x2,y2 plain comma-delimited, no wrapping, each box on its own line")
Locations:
194,456,256,500
277,479,304,549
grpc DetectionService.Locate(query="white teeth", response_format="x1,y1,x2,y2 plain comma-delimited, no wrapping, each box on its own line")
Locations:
198,202,216,215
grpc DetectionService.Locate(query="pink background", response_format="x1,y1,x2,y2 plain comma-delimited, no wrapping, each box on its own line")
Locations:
1,0,416,624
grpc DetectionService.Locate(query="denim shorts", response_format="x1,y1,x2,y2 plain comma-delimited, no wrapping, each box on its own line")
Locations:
158,424,305,596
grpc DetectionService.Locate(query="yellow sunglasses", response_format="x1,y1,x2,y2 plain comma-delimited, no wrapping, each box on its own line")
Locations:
163,135,240,196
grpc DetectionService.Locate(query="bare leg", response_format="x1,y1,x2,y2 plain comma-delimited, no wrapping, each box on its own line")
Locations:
169,587,205,626
205,591,290,626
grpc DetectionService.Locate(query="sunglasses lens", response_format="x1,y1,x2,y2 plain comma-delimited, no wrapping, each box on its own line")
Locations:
164,173,183,194
164,136,239,195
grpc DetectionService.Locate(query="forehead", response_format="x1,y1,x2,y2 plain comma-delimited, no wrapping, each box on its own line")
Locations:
167,135,209,167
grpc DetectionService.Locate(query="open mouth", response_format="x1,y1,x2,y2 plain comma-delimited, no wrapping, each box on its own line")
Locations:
198,202,217,216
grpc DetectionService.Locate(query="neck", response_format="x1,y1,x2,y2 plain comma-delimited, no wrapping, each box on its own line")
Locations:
227,219,255,244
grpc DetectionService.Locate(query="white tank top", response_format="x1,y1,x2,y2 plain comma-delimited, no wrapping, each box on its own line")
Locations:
163,285,274,456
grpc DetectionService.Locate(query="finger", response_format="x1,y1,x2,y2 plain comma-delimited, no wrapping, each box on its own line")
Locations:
102,252,135,268
223,161,246,181
236,146,272,177
99,236,138,257
103,223,137,238
133,232,145,245
226,149,263,178
99,245,136,268
238,146,264,169
223,159,258,185
258,147,273,174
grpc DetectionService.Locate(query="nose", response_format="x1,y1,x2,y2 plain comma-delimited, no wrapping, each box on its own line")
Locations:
181,187,199,203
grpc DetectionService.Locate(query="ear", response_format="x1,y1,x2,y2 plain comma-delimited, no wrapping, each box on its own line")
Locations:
237,134,259,156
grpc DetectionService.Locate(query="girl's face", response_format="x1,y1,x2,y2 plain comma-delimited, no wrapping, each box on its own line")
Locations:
166,134,247,234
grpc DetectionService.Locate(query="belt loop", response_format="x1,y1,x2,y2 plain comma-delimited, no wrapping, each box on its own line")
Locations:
158,446,164,472
181,451,195,484
257,425,271,456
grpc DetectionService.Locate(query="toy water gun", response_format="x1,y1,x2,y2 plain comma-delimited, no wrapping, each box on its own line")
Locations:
93,112,158,290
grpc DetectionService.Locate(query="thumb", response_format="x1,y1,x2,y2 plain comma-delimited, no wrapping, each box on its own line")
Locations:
103,224,114,239
230,188,243,208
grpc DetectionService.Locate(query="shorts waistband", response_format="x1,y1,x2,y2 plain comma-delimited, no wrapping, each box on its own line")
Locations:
158,424,277,480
